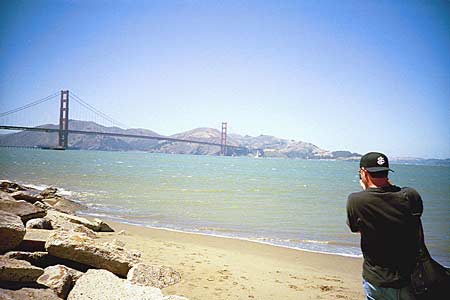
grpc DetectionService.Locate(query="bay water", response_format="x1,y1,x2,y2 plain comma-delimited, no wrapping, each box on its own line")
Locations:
0,148,448,265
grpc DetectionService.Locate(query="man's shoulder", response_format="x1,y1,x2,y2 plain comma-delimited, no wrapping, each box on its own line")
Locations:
400,186,423,215
400,186,421,196
347,190,370,208
348,190,370,201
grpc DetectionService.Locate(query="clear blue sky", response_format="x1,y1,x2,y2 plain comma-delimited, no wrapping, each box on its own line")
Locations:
1,0,449,158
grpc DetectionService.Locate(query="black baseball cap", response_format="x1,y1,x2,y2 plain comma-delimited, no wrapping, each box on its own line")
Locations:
360,152,394,173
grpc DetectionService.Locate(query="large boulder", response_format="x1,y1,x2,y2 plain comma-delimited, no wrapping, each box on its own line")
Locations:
0,256,44,282
0,211,26,253
34,200,53,211
0,287,60,300
15,239,46,252
67,269,164,300
43,197,84,214
26,218,53,230
70,224,97,239
0,180,26,192
45,210,112,232
11,190,44,203
0,191,15,201
45,231,141,276
4,251,92,271
0,199,46,223
92,218,114,232
37,265,83,299
3,251,50,267
127,263,181,289
40,187,58,198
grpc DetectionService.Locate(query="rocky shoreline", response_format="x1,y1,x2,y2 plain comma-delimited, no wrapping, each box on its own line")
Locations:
0,180,187,300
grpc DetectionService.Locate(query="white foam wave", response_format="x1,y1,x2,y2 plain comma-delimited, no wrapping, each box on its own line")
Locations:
78,215,363,259
21,183,78,198
23,183,48,191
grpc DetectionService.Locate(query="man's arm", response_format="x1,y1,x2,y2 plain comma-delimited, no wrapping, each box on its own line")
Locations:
346,194,360,233
404,187,423,216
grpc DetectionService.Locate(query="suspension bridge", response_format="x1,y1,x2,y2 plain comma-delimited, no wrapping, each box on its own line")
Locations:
0,90,253,155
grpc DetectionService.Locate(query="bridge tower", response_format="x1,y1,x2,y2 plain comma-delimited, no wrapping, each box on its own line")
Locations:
58,90,69,149
220,122,227,156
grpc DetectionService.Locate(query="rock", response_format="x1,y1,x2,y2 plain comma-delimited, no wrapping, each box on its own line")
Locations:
40,187,58,198
66,267,84,281
4,251,49,263
0,191,15,201
0,256,44,282
43,197,83,214
3,251,53,269
70,224,97,239
45,231,141,276
45,210,94,231
45,210,111,232
0,211,26,253
0,180,26,192
26,218,53,230
0,287,61,300
3,251,91,271
127,263,181,289
34,200,53,210
11,190,43,203
37,265,81,299
110,239,125,247
15,239,47,252
43,197,59,206
51,198,84,214
0,199,46,223
67,269,164,300
93,218,114,232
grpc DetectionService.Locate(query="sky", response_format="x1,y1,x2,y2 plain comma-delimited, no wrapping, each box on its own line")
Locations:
0,0,449,158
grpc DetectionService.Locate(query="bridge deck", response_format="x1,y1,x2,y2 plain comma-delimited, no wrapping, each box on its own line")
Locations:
0,125,247,150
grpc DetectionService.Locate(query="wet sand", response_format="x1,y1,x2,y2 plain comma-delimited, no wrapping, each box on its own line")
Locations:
96,221,364,300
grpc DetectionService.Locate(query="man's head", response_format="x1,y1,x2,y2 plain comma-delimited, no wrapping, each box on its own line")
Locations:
359,152,393,189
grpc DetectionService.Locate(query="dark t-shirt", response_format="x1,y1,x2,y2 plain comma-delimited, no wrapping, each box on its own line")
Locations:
346,185,423,288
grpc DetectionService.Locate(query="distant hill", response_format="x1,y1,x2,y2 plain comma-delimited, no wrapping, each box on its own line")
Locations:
150,127,240,156
0,120,361,159
391,157,450,167
0,120,161,151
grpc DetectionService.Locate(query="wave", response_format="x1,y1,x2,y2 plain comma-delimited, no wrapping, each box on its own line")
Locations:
78,211,363,259
195,226,241,233
19,182,90,202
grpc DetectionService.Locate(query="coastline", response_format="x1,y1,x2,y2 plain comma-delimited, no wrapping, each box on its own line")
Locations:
21,218,365,299
90,219,365,299
78,212,363,259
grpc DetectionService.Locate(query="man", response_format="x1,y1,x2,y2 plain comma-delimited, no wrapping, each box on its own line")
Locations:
347,152,421,300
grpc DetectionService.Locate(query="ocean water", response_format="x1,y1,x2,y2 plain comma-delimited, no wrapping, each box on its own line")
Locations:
0,148,448,265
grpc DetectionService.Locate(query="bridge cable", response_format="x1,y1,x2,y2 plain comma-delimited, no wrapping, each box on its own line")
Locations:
0,92,60,117
70,92,129,129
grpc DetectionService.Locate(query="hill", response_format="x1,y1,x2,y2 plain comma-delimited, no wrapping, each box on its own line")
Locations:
0,120,360,159
0,120,161,151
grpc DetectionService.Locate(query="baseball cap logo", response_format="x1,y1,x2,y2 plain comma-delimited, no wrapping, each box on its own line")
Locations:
377,156,385,165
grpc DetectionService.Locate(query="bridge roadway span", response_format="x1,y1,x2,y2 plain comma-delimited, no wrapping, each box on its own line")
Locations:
0,125,248,150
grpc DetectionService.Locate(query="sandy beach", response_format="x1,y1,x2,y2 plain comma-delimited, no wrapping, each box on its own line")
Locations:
87,221,364,300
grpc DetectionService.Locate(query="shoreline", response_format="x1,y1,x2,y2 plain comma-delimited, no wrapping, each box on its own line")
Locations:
80,212,363,259
5,178,364,260
95,220,365,299
20,216,365,299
